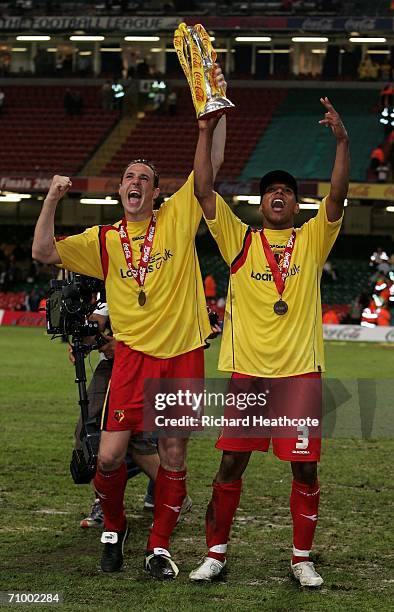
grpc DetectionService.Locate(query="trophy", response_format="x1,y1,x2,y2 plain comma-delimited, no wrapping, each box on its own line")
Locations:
173,22,235,119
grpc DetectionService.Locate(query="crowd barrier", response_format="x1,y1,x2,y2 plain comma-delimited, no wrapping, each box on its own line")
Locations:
323,324,394,343
1,312,394,341
0,309,46,327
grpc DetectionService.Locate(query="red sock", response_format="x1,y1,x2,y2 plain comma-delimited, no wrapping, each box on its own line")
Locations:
290,478,320,564
147,466,187,551
93,462,127,532
206,479,242,562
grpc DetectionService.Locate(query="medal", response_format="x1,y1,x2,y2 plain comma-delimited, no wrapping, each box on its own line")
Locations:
119,214,156,306
273,299,288,316
260,229,296,316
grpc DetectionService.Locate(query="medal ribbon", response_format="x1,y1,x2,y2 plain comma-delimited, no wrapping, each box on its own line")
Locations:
118,214,156,288
260,229,296,297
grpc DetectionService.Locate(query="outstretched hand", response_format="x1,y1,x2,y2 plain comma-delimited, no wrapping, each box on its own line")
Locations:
198,112,224,132
197,63,226,132
99,335,117,360
212,62,227,94
319,97,348,141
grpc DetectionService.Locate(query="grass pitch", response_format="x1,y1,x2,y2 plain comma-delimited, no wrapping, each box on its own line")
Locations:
0,328,393,611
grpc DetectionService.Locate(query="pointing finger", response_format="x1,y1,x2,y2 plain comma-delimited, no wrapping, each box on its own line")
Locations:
320,96,335,111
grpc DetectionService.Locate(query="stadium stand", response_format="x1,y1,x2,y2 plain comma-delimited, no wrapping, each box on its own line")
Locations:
0,85,119,175
0,290,25,309
0,0,368,17
241,89,382,182
321,259,370,305
346,0,391,16
199,252,229,299
102,87,287,179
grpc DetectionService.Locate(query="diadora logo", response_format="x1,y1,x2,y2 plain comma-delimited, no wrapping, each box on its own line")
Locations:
251,263,300,282
120,249,173,278
300,513,318,522
163,504,181,513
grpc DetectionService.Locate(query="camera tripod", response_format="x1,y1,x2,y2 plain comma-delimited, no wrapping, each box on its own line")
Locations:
69,334,101,484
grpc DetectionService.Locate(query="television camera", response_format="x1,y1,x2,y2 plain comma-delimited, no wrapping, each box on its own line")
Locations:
46,273,106,485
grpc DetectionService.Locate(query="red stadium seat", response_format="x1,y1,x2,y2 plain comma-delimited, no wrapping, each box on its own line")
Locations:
0,85,120,176
102,87,287,180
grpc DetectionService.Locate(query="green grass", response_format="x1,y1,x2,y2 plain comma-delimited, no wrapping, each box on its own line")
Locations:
0,328,393,611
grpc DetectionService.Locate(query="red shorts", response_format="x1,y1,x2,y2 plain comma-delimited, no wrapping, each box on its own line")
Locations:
216,371,322,462
101,343,204,432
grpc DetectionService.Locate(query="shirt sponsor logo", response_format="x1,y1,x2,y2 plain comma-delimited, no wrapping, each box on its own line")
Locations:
120,248,173,278
251,263,300,282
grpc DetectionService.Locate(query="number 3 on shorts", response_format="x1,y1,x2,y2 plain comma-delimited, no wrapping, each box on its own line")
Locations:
296,425,309,450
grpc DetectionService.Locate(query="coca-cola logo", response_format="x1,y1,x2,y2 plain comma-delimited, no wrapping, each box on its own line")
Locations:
383,185,394,199
217,181,254,196
323,325,362,340
324,325,394,343
301,18,334,30
348,184,371,198
15,314,45,327
384,329,394,343
345,18,376,31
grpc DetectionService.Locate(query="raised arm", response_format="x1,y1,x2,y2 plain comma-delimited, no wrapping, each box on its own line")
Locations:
319,97,350,222
32,175,72,263
210,64,227,181
193,64,228,220
194,115,221,220
212,113,226,181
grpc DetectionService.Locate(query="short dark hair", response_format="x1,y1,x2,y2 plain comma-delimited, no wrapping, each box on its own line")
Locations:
121,159,160,188
259,170,298,201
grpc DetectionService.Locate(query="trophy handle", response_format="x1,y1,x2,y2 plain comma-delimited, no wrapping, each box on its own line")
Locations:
174,23,198,110
188,27,213,100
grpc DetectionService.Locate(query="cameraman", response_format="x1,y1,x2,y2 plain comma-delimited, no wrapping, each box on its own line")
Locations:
72,303,161,527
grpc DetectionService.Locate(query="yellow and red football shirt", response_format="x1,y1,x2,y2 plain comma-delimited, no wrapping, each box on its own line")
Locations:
56,173,211,358
205,194,342,377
